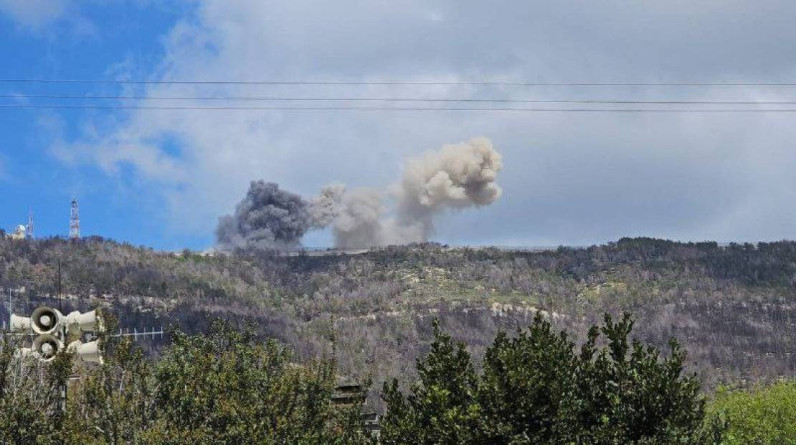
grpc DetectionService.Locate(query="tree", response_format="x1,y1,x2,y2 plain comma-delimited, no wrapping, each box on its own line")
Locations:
381,319,483,444
130,321,369,443
0,335,66,444
381,313,721,444
0,318,371,444
478,313,576,443
561,313,709,443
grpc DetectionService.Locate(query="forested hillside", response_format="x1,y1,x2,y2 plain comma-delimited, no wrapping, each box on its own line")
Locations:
1,237,794,401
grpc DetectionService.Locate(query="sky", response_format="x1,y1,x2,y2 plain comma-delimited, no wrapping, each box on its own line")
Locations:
1,0,795,250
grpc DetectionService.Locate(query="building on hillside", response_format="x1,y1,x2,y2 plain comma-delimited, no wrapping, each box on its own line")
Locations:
7,224,27,240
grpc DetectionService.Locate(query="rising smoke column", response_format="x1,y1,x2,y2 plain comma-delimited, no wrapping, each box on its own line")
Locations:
308,183,346,228
318,137,503,248
395,137,503,239
216,181,311,250
326,188,392,248
217,138,503,250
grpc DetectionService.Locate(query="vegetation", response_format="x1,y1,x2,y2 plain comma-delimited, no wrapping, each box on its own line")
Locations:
381,313,720,444
0,236,793,439
1,310,793,443
1,236,793,399
0,321,369,444
0,335,71,443
706,380,796,445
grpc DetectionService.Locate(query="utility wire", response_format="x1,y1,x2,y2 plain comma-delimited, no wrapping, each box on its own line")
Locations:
3,94,796,105
3,104,796,112
4,79,796,86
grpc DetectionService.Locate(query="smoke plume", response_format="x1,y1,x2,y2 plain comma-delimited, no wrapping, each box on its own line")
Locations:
216,181,311,250
308,183,346,228
217,138,503,250
396,137,503,238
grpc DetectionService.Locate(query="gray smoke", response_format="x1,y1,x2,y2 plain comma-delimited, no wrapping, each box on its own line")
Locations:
325,188,394,249
217,138,503,250
311,137,503,248
216,181,311,250
308,183,346,228
395,137,503,239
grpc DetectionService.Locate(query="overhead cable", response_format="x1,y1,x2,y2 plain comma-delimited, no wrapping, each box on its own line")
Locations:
4,79,796,86
4,104,796,112
3,94,796,105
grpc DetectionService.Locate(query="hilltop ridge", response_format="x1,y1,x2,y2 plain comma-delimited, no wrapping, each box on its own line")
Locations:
1,236,794,396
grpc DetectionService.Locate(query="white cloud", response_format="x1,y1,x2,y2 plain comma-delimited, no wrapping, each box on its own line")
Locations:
58,0,796,244
0,0,69,28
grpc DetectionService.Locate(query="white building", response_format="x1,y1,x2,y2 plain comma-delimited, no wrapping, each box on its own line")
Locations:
7,224,26,240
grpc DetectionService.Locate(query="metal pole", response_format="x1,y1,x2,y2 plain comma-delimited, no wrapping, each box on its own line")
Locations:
61,383,67,414
57,260,63,313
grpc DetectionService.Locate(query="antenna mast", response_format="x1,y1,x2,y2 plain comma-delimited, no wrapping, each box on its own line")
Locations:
69,199,80,239
57,260,63,312
26,211,34,240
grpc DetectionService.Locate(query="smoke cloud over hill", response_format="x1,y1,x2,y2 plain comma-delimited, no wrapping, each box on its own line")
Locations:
216,138,503,250
216,181,311,250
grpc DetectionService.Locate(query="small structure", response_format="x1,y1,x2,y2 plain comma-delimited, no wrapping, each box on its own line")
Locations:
7,224,27,240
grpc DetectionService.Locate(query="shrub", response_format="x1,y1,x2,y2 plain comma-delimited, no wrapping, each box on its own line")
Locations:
381,313,718,444
707,380,796,444
1,321,370,444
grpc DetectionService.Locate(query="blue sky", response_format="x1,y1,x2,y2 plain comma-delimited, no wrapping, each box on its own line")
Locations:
1,1,795,250
0,2,194,248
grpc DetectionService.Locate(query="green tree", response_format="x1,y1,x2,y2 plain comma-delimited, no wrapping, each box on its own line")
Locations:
478,313,576,443
0,335,67,444
140,320,368,444
65,337,155,444
707,380,796,444
381,319,483,444
561,313,709,443
381,313,719,444
1,316,371,444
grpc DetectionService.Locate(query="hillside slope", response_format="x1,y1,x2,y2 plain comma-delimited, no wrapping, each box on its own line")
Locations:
1,237,794,396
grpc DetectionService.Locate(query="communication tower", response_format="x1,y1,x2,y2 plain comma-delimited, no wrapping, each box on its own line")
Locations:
26,211,34,240
69,199,80,239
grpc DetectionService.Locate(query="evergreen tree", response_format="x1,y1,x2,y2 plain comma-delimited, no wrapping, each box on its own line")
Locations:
381,319,483,444
381,313,720,444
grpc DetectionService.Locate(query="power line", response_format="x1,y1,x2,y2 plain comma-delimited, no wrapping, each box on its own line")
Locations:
4,78,796,86
4,94,796,105
3,104,796,112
